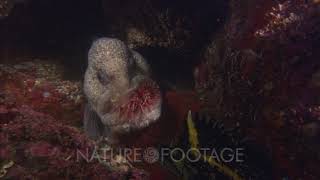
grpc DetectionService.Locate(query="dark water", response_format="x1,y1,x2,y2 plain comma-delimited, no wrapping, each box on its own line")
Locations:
0,0,228,86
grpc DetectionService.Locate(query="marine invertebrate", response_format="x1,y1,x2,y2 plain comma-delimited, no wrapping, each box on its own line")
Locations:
111,80,161,127
161,111,272,180
83,38,162,141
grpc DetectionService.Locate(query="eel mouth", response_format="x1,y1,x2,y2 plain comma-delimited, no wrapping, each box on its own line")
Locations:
106,79,162,132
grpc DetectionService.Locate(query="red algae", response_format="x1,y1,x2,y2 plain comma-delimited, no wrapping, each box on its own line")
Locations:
0,61,84,127
0,60,148,179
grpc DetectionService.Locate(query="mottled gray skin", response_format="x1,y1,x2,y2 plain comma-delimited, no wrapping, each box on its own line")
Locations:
83,38,161,141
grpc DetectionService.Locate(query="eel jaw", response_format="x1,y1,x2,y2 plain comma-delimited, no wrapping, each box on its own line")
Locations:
102,79,162,133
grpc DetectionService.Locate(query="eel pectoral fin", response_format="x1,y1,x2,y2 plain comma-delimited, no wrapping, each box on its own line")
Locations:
83,103,105,140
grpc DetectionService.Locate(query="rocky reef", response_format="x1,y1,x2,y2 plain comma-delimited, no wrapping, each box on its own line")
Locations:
0,0,320,179
0,60,150,179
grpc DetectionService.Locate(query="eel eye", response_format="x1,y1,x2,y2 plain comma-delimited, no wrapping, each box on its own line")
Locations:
97,70,110,86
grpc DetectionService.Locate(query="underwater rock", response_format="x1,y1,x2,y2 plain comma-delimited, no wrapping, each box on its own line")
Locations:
0,105,148,179
0,104,113,179
0,0,27,19
0,0,13,18
0,60,84,126
195,0,320,179
0,58,152,179
161,112,272,180
255,0,320,45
